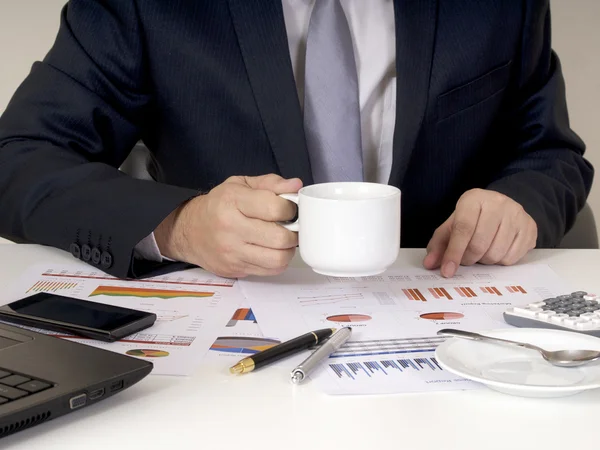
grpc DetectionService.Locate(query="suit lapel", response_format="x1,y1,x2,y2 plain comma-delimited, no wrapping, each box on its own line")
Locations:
227,0,314,185
389,0,438,187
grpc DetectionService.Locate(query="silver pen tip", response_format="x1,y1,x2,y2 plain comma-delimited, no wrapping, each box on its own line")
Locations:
291,371,304,384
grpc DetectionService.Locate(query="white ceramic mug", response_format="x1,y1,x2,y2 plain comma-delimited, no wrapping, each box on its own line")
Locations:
279,182,401,277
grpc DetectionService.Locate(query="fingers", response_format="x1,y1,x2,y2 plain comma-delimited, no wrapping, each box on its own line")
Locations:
440,199,481,277
239,244,296,272
498,217,537,265
423,189,538,278
241,216,298,249
423,215,453,269
230,173,303,194
235,188,298,222
460,207,502,266
479,219,517,265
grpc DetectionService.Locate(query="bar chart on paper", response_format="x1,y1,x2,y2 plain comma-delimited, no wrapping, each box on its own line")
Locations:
11,263,247,376
318,335,481,394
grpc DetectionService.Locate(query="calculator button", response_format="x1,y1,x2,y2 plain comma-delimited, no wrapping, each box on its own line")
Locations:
537,311,557,320
544,298,560,304
550,314,569,324
584,295,598,301
512,307,542,317
572,291,587,297
0,370,11,379
584,300,599,307
558,295,572,300
581,312,597,318
563,318,579,327
576,321,595,330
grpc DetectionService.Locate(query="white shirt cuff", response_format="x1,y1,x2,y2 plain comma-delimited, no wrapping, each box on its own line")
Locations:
134,232,175,262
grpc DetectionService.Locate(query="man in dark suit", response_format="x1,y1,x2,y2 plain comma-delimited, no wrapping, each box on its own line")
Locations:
0,0,593,280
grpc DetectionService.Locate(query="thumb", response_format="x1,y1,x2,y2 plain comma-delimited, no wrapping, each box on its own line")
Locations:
423,214,453,269
241,174,303,194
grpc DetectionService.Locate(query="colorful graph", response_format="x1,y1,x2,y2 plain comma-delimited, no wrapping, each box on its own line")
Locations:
126,349,170,358
89,285,214,299
226,308,257,327
480,286,503,296
402,289,427,301
209,337,280,355
454,287,477,298
327,314,372,323
427,288,453,300
40,268,235,287
420,312,464,320
506,285,527,294
27,280,78,293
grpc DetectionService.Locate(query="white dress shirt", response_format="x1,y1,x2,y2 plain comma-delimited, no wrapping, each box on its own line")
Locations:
136,0,397,261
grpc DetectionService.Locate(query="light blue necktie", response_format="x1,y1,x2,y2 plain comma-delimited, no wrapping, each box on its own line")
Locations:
304,0,364,183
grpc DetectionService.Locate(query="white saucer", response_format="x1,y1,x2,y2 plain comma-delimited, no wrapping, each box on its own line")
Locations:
435,328,600,398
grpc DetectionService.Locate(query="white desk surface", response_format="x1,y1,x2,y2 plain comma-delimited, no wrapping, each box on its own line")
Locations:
1,243,600,450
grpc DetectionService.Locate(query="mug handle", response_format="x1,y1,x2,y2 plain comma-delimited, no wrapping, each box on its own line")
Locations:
278,193,299,232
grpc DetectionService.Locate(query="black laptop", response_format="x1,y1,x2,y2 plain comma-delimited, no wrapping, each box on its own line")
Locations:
0,322,152,439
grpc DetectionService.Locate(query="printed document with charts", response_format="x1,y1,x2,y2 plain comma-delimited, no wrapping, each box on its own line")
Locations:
2,263,247,376
239,264,575,395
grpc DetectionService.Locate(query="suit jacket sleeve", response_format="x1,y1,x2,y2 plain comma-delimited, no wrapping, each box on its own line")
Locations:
0,0,197,277
486,1,594,247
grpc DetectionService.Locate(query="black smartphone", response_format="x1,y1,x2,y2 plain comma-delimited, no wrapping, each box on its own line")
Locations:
0,293,157,342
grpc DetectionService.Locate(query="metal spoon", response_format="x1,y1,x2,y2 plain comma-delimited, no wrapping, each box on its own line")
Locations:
437,328,600,367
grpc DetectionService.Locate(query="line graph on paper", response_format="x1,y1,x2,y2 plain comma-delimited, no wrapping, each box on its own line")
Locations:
297,292,364,306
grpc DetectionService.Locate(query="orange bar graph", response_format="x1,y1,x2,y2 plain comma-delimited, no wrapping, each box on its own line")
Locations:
428,288,440,299
506,285,526,294
412,289,426,302
440,288,452,300
402,289,426,301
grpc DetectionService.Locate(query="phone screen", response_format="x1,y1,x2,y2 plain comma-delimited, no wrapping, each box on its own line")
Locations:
0,293,149,331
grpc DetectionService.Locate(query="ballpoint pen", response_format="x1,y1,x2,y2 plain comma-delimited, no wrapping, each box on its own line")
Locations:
290,326,352,384
229,328,336,374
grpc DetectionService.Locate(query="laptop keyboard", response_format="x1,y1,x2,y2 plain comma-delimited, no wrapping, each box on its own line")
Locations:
0,369,53,405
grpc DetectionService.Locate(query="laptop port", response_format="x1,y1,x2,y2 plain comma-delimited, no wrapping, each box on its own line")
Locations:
109,380,123,392
69,394,87,409
89,388,105,400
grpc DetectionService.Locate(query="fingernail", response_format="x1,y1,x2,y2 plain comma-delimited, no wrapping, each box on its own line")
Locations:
442,261,456,278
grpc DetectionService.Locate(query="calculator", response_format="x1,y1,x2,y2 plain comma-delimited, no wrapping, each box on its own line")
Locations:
503,291,600,337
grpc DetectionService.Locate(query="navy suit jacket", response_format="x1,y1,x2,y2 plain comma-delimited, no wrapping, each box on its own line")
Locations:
0,0,593,278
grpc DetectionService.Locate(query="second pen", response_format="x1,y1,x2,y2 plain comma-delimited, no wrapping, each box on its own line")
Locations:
229,328,336,374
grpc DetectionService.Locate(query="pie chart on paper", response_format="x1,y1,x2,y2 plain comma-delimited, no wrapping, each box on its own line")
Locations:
326,314,372,323
419,312,464,320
